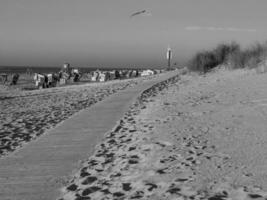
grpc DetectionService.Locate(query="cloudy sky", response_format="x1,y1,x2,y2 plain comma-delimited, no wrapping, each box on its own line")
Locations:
0,0,267,68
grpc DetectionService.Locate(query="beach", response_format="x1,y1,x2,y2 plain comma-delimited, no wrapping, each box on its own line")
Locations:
1,1,267,199
59,68,267,200
0,75,159,158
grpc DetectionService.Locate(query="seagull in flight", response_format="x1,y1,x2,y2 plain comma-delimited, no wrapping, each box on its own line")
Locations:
130,10,151,18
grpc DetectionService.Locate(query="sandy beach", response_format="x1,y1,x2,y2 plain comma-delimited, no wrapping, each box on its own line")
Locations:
2,1,267,200
59,68,267,200
0,75,159,158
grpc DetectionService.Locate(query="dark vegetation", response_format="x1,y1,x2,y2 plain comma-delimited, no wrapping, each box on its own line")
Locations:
188,41,267,72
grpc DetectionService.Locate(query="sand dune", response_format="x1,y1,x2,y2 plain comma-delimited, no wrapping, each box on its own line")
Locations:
59,68,267,200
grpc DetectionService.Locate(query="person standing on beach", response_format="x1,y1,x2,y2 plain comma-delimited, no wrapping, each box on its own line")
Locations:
10,74,19,85
115,70,120,79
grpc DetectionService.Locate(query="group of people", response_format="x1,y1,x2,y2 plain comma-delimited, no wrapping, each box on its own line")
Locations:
34,63,81,89
34,73,60,89
89,69,140,82
1,63,146,89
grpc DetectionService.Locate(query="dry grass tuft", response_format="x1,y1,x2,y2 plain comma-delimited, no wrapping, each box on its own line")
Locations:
188,41,267,73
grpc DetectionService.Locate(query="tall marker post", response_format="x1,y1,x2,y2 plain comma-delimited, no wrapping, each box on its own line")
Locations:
166,46,172,70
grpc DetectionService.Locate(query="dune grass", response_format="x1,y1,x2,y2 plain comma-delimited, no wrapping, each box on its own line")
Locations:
188,41,267,72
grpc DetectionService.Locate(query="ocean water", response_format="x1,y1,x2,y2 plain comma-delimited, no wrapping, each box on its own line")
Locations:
0,66,142,74
0,66,62,74
0,66,107,74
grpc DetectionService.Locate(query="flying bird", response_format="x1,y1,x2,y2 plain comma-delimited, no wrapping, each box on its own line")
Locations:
130,10,151,18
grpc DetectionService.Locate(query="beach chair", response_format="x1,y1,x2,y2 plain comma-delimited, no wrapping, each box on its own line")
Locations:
0,73,8,84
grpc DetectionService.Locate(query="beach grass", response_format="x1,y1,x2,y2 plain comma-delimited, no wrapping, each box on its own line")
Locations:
188,41,267,72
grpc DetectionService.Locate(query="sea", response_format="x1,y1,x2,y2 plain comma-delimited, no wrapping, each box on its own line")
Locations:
0,66,96,74
0,66,145,74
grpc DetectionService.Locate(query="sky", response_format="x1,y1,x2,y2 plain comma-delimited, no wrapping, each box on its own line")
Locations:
0,0,267,68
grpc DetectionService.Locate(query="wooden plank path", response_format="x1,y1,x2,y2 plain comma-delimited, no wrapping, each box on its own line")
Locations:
0,71,179,200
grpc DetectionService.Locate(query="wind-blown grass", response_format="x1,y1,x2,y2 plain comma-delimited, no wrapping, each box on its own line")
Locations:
188,42,267,72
